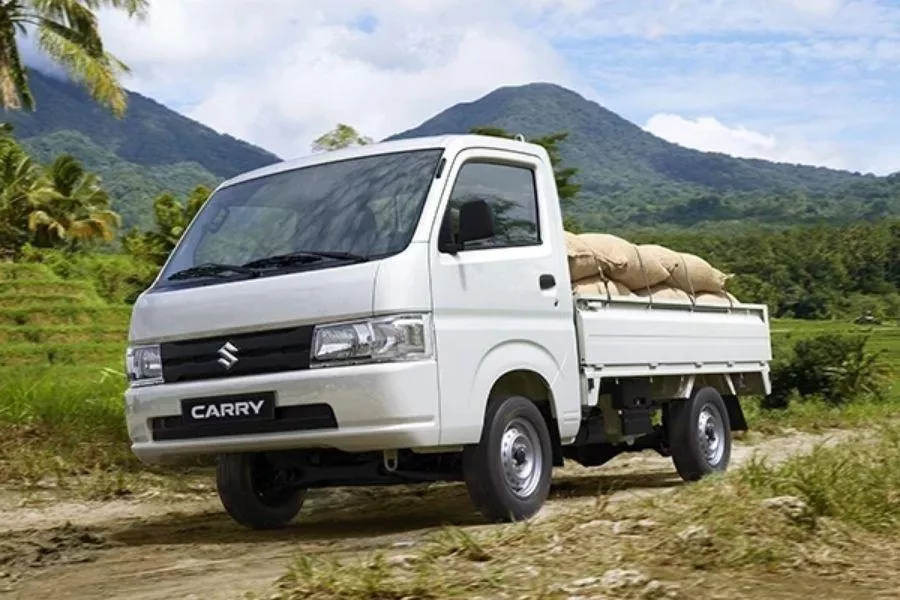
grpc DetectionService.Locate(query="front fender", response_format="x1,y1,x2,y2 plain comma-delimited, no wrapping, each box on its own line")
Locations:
439,339,580,445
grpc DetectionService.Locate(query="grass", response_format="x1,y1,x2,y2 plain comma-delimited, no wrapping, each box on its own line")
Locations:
0,262,139,491
771,318,900,372
744,317,900,433
0,367,139,487
0,255,897,495
265,424,900,599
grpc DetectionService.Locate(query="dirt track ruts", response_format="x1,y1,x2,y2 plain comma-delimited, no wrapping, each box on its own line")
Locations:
0,428,852,599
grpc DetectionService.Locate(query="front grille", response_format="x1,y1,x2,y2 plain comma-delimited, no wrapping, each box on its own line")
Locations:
150,403,337,441
160,325,315,384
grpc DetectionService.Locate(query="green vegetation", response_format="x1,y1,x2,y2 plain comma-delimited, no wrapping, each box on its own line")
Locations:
3,69,279,229
1,131,123,256
744,320,898,433
122,184,211,267
266,424,900,599
0,0,147,116
629,220,900,320
311,123,373,152
0,261,135,487
7,76,900,234
389,82,900,229
470,125,583,232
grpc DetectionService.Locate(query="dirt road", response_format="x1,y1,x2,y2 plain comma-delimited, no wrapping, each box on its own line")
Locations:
0,429,851,599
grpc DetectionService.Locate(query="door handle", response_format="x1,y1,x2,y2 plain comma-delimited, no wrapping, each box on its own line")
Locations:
539,274,556,290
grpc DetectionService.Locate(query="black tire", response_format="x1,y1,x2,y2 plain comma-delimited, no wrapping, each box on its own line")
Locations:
668,387,732,482
462,395,553,523
215,453,305,530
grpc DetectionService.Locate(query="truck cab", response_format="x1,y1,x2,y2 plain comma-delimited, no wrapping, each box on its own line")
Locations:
125,134,771,529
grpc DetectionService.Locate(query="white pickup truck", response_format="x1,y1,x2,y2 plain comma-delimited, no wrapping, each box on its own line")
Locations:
124,134,772,529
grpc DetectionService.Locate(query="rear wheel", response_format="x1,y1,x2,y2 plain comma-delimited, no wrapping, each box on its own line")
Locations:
216,453,305,530
668,387,732,482
462,395,553,522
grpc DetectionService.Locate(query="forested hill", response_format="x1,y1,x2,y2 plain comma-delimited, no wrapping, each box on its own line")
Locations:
388,83,898,229
5,72,899,231
2,69,280,228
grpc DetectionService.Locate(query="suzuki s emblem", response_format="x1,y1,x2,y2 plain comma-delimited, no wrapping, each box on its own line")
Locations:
217,342,240,370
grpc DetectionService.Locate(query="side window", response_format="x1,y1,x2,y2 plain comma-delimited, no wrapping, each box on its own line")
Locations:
440,161,540,250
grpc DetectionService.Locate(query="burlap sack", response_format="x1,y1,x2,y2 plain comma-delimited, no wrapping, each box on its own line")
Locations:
576,233,630,276
666,252,730,294
695,291,738,305
578,234,671,290
618,246,674,290
605,279,634,297
635,284,692,303
564,231,601,281
572,276,636,298
572,275,604,296
638,244,682,274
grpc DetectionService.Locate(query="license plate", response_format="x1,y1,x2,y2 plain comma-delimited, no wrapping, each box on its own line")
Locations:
182,392,276,425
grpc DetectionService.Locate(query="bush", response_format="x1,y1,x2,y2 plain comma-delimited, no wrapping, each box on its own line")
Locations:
767,332,891,408
19,245,158,304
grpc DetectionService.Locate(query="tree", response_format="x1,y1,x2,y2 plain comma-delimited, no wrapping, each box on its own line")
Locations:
123,185,212,265
27,154,120,248
470,126,582,231
311,123,373,153
0,136,52,253
0,0,148,117
0,140,119,253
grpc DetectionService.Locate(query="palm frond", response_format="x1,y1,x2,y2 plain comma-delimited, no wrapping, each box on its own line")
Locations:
34,0,149,20
36,19,128,116
47,153,84,195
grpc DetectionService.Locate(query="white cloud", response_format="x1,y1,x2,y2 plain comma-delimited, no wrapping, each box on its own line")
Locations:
643,113,862,171
779,0,844,16
12,0,899,175
92,0,577,159
555,0,900,39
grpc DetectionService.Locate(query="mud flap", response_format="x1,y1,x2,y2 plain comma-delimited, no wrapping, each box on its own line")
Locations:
723,395,748,431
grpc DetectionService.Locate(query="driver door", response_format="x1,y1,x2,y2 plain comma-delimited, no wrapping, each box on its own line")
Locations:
428,147,576,446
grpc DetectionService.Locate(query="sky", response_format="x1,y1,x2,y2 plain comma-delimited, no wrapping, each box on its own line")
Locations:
28,0,900,174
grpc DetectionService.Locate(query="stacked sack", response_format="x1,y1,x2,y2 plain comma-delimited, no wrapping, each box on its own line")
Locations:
564,231,738,305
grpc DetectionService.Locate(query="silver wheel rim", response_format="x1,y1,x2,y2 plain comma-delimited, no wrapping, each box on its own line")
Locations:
500,417,543,498
697,404,726,466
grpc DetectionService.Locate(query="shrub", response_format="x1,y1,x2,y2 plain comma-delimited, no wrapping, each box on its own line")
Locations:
767,332,891,408
19,245,158,304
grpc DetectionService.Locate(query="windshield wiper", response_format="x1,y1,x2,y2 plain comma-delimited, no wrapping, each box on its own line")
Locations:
242,250,369,270
167,263,261,281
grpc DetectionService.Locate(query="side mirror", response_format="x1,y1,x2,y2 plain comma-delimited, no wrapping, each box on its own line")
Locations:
457,199,495,245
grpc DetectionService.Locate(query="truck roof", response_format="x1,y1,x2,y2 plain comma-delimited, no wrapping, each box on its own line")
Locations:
219,133,546,189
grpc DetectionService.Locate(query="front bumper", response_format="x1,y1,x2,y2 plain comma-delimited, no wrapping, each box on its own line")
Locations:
125,361,441,465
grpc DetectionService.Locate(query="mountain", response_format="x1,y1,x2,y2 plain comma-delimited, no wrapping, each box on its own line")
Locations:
5,73,897,232
388,83,897,229
2,69,280,228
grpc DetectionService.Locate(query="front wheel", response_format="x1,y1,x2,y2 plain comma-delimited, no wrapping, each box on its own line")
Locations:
462,395,553,523
216,453,306,530
668,387,732,482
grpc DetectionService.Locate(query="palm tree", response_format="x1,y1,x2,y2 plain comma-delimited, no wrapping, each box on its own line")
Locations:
0,0,148,117
0,138,55,252
26,153,120,247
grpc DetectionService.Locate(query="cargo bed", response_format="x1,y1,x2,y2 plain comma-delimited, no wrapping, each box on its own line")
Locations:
574,293,772,384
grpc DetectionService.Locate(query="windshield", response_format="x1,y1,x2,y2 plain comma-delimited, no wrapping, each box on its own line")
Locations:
155,148,444,288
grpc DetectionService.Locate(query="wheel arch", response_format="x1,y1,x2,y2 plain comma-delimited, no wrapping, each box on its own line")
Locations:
652,374,749,432
487,369,564,467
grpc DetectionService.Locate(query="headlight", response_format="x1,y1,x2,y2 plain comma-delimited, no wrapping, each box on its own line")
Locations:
312,314,433,366
125,344,164,386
